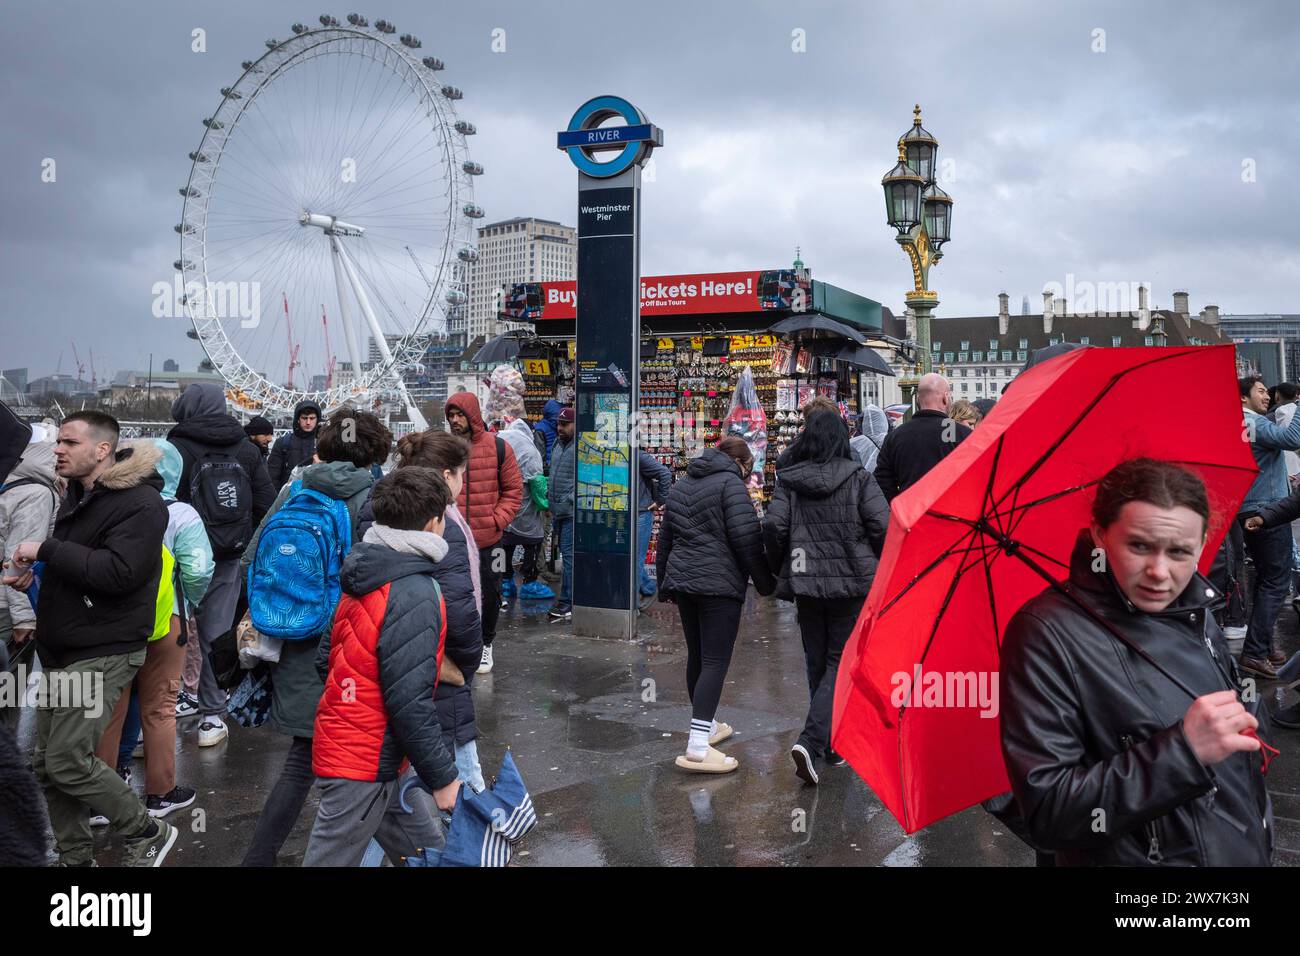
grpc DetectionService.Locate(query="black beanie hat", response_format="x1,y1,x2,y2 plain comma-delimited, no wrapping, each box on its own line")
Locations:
244,416,274,437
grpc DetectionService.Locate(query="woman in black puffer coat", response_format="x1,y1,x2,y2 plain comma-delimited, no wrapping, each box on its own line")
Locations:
657,437,775,774
764,409,889,786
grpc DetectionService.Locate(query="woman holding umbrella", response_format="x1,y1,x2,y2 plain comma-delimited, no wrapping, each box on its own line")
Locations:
657,437,776,774
1000,458,1273,866
764,410,889,785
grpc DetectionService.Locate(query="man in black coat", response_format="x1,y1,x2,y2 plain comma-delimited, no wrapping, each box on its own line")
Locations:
2,411,178,866
168,384,275,745
873,373,970,501
267,400,321,490
244,416,274,463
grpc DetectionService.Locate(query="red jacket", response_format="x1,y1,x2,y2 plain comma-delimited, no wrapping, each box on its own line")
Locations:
312,542,457,788
444,392,523,549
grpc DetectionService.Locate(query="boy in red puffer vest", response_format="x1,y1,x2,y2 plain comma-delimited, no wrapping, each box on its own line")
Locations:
303,468,462,866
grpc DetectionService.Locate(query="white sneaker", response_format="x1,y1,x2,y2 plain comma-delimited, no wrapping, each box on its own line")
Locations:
476,645,494,675
198,718,228,747
175,691,199,718
90,768,132,825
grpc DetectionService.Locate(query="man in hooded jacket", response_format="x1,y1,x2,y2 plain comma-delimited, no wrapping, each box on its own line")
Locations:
1,441,59,691
444,392,522,674
167,384,274,746
534,399,564,470
267,400,321,490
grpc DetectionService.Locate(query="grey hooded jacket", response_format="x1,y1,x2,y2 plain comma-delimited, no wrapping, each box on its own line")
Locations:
0,442,59,630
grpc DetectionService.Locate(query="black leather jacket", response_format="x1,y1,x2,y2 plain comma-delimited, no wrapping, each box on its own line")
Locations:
1000,530,1273,866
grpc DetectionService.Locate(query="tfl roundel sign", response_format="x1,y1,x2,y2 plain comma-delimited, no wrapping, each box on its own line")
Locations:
557,95,663,178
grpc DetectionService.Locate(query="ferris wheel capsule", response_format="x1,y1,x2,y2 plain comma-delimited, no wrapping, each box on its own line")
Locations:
462,161,483,175
400,33,421,48
179,186,200,197
374,19,395,33
347,13,369,26
220,87,242,99
320,15,340,27
441,85,462,100
454,120,476,135
422,56,444,70
462,204,484,219
265,38,279,49
457,246,478,262
202,118,224,129
292,23,307,34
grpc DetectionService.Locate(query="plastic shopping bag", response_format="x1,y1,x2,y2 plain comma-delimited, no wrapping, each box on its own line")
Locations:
237,614,282,668
723,365,768,477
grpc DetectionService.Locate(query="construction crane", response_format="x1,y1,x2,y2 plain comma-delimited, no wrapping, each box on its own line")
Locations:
70,341,86,388
321,304,337,390
89,347,98,391
405,245,433,290
283,292,300,389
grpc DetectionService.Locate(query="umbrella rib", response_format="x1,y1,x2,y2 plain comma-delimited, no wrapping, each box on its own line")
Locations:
996,480,1099,522
899,548,970,716
876,520,982,618
988,350,1207,517
980,435,1006,646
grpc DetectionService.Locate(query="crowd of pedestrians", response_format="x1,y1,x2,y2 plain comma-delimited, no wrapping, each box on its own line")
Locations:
0,364,1294,868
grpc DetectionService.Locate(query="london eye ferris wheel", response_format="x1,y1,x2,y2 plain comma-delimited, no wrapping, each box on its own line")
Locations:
176,14,485,424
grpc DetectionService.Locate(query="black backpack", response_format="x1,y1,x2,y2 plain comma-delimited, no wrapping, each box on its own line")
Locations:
189,448,253,560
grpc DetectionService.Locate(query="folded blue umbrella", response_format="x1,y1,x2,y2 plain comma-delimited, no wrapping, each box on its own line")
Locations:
404,750,536,867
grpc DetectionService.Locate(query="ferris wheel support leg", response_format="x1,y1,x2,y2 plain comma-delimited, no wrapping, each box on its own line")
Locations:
329,235,365,390
335,239,428,431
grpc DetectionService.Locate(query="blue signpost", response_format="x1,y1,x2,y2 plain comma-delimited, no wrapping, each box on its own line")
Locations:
557,96,662,638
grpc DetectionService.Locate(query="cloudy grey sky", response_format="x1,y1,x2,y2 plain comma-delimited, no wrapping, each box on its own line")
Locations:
3,0,1297,384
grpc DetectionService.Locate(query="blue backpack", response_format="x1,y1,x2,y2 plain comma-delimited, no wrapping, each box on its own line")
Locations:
247,482,353,640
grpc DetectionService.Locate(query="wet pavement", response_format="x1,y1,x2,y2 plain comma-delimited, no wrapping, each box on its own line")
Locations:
17,576,1300,867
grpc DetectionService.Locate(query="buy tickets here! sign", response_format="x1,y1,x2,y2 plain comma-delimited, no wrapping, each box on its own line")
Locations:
531,271,763,320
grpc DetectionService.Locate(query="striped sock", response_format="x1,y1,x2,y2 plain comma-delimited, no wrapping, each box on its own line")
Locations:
688,718,712,757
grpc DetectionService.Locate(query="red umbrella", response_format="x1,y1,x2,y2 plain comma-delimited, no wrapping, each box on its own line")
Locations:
831,345,1258,833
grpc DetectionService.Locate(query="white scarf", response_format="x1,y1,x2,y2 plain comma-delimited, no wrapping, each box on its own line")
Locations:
362,523,449,563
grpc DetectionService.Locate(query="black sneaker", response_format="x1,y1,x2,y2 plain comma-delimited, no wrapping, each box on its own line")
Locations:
1271,702,1300,729
147,785,196,818
825,748,848,767
791,743,820,786
548,606,572,622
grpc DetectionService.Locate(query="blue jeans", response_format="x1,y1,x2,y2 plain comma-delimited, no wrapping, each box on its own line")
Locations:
554,516,574,609
455,739,486,794
636,511,657,596
116,687,141,772
1243,519,1292,660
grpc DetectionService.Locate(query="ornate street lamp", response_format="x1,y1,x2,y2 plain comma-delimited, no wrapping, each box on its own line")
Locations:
881,104,953,407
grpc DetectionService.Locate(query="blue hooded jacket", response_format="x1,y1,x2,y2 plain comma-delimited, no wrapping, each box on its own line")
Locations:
535,400,563,467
